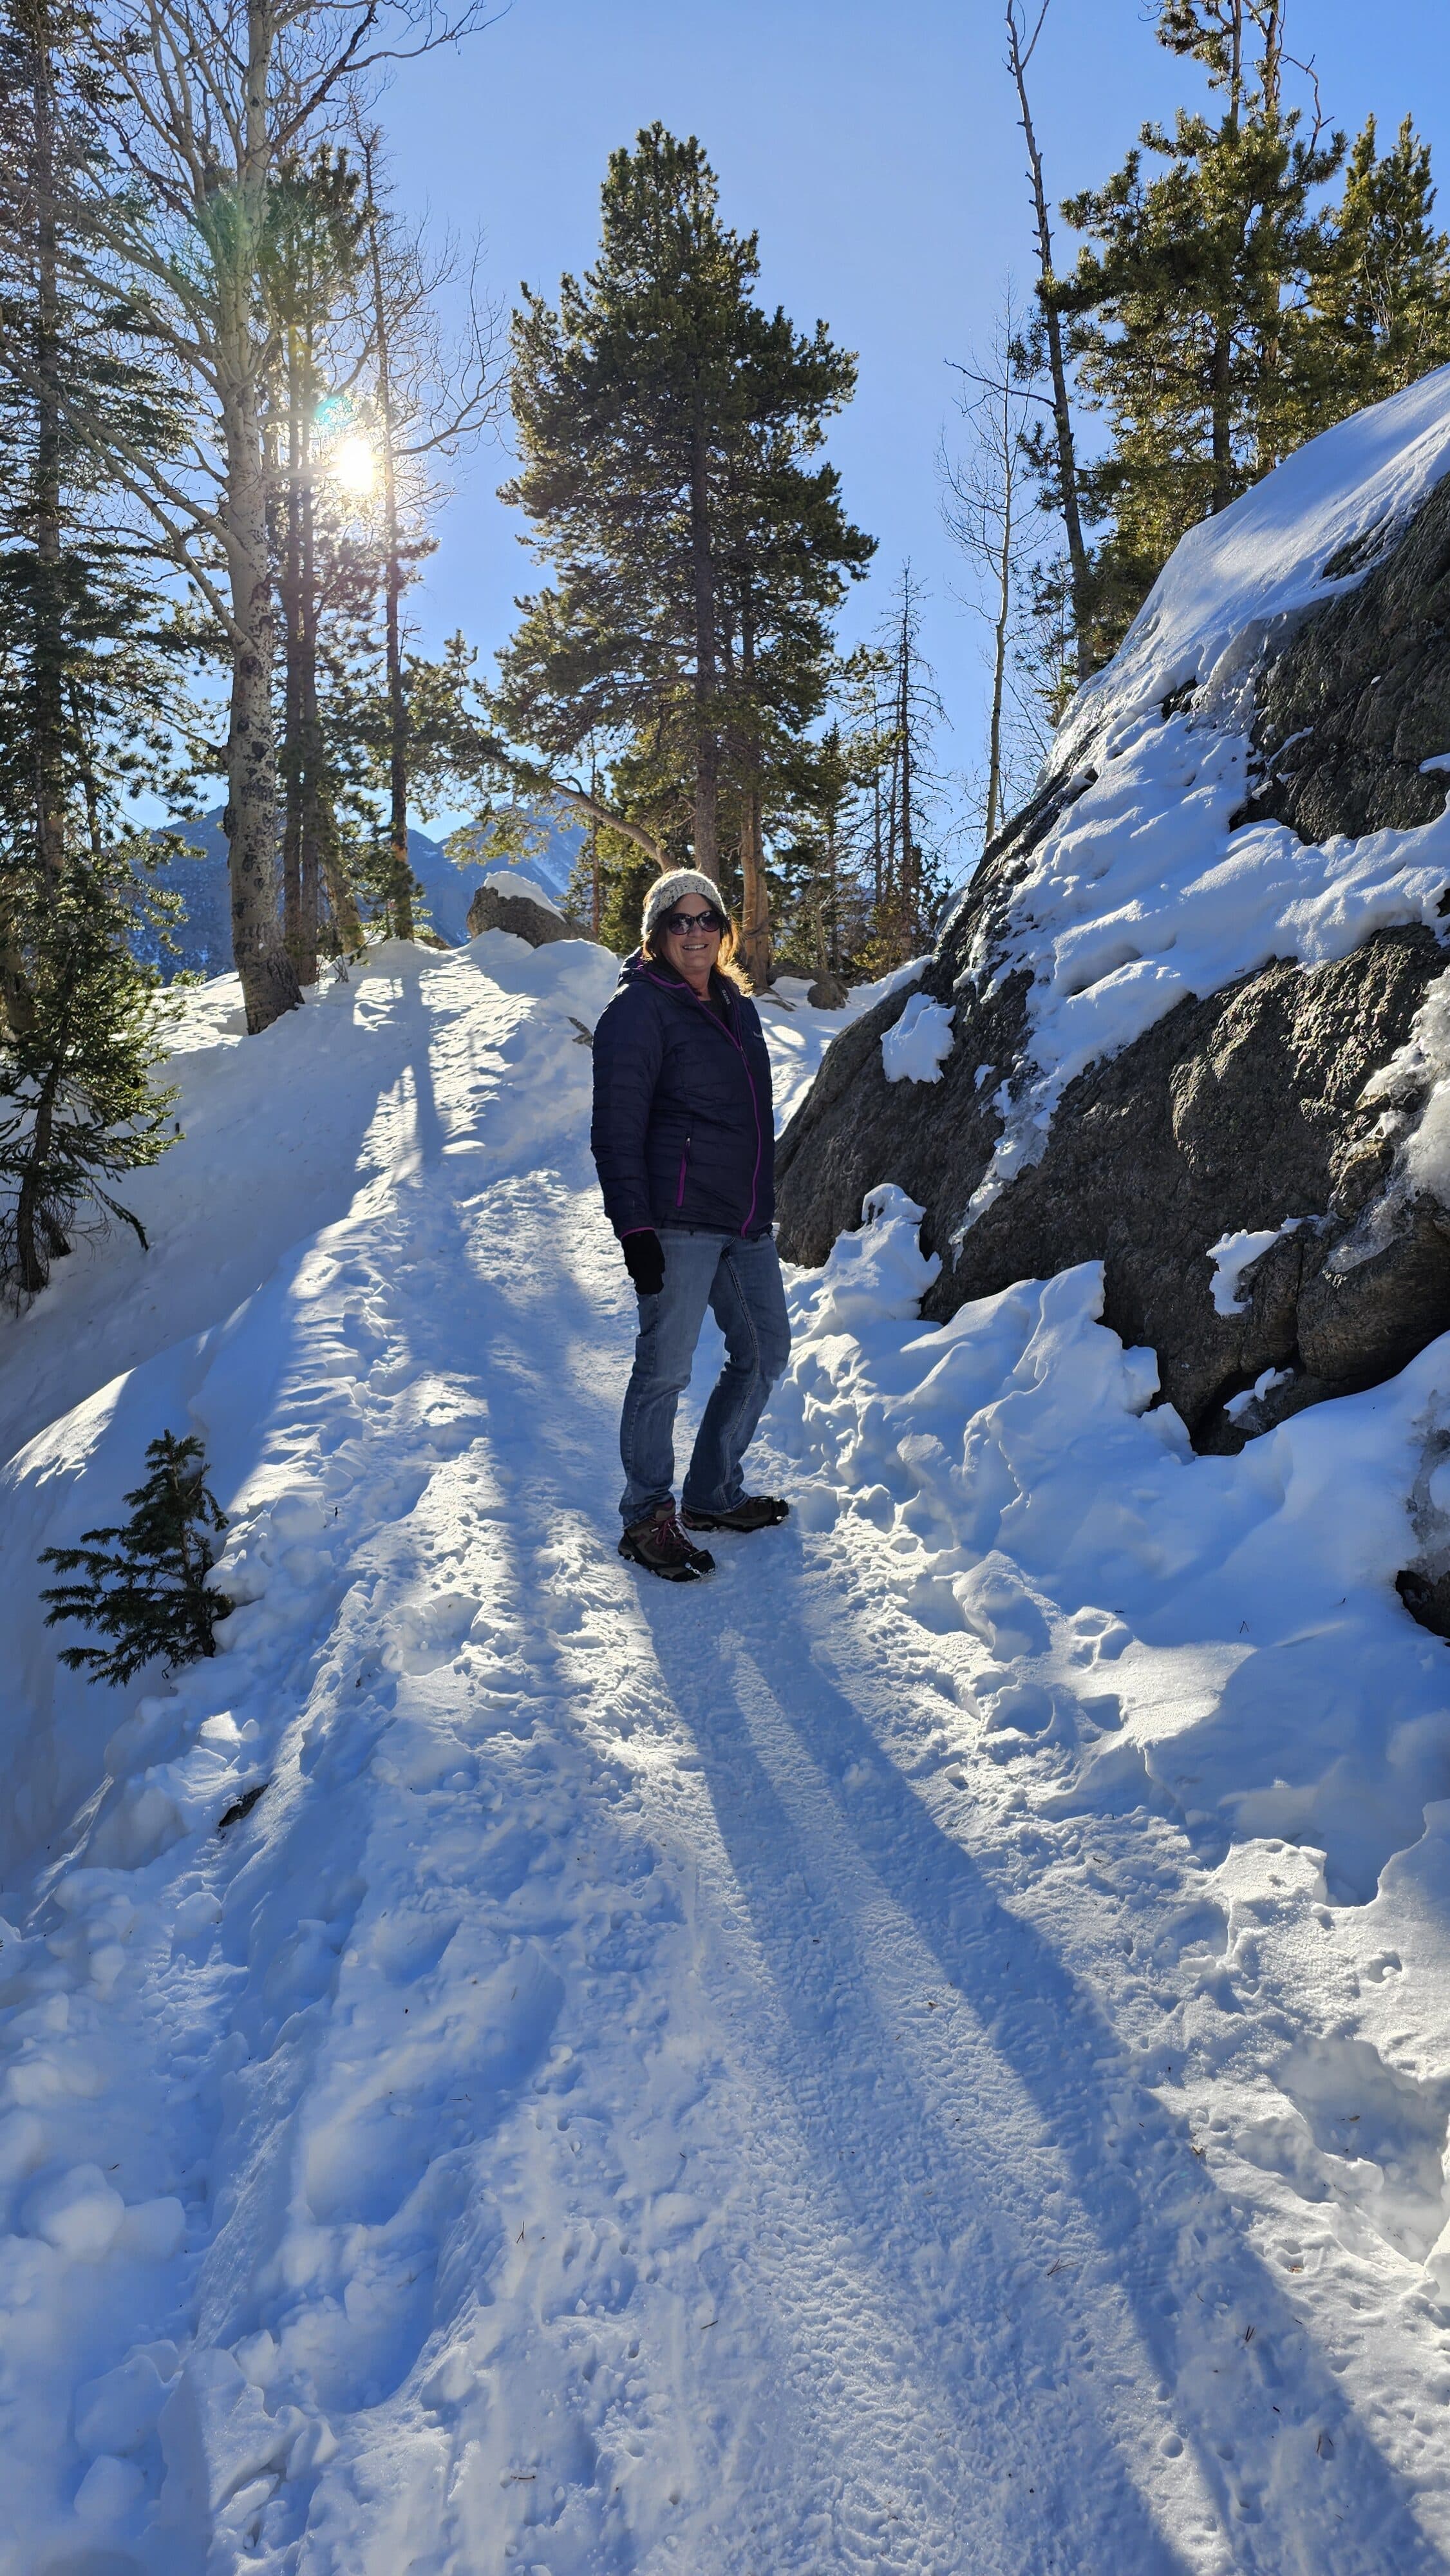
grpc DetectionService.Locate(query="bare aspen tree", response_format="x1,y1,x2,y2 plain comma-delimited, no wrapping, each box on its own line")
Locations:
1005,0,1091,682
76,0,487,1032
942,290,1046,842
353,117,499,943
362,129,413,940
264,147,368,980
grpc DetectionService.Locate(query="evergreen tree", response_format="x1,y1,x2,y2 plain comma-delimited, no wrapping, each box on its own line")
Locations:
399,625,672,907
716,394,874,980
0,846,178,1294
40,1430,231,1684
1053,0,1343,650
358,126,419,945
0,0,187,914
265,126,502,956
496,125,871,978
588,828,659,960
330,119,501,943
772,707,883,981
0,0,185,1294
1303,116,1450,414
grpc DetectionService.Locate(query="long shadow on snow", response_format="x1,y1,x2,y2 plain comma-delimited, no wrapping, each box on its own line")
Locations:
639,1556,1449,2576
640,1587,1191,2573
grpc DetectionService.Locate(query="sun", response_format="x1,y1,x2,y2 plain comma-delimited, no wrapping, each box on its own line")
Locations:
330,433,377,497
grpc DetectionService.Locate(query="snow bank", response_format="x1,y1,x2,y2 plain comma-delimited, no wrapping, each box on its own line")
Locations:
951,369,1450,1229
780,1194,1450,1904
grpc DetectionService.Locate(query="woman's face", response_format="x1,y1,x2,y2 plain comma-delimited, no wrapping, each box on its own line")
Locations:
659,898,723,991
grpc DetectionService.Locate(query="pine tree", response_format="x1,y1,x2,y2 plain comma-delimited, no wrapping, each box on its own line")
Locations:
1302,116,1450,417
40,1430,231,1684
1052,0,1343,650
0,847,178,1294
496,125,871,976
263,124,503,956
716,390,874,981
0,0,187,924
0,0,186,1294
773,706,884,981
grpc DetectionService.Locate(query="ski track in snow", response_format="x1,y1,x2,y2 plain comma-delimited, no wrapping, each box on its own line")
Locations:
1,938,1449,2571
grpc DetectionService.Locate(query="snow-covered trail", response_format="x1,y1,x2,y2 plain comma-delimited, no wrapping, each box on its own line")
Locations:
4,938,1450,2574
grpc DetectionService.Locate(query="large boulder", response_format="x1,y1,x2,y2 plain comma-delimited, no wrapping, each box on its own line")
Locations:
466,876,579,946
777,378,1450,1449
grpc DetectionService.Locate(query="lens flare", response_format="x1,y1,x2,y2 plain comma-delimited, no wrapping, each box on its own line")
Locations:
330,434,377,496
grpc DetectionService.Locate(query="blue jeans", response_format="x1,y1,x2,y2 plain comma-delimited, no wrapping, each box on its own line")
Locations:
619,1229,792,1524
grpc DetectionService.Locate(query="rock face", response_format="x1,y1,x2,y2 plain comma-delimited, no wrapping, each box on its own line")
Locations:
466,882,578,946
777,417,1450,1452
1244,469,1450,844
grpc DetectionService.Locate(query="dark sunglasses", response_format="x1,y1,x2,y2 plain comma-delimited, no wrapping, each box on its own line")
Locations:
659,905,724,936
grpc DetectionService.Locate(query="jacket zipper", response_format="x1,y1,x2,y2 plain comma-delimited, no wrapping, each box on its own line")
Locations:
676,1137,690,1208
643,971,766,1237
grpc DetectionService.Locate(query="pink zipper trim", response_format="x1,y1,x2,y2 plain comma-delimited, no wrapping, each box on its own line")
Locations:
676,1145,688,1208
641,969,764,1235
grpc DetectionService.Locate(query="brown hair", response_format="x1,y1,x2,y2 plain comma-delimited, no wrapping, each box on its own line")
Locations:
643,904,750,992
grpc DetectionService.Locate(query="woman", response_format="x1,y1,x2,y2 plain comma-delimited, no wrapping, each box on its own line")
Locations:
591,869,792,1582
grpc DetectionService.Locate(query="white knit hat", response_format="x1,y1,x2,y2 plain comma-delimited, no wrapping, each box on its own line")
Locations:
641,869,725,945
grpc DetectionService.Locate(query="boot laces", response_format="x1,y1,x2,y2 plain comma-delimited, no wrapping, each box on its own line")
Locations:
652,1508,696,1561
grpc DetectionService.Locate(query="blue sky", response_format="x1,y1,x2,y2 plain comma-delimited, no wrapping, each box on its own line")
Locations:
379,0,1449,832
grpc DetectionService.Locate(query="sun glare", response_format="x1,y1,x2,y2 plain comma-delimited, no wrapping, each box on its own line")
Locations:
330,434,377,497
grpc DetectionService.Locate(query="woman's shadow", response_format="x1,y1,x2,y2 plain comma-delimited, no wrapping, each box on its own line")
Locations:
636,1540,1450,2576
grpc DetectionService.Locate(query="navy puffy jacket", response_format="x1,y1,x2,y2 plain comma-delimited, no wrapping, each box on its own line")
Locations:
590,952,775,1240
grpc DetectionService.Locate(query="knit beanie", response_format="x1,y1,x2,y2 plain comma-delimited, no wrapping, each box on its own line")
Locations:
641,869,724,946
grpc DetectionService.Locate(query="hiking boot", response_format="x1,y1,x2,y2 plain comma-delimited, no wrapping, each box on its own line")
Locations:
619,1504,716,1582
681,1495,790,1533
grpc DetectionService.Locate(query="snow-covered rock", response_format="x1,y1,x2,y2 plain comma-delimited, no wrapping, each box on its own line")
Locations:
778,368,1450,1451
465,871,579,944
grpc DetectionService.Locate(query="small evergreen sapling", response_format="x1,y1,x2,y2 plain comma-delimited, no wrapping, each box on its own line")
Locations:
39,1431,232,1685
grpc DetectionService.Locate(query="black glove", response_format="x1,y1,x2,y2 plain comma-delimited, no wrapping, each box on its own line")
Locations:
622,1229,665,1296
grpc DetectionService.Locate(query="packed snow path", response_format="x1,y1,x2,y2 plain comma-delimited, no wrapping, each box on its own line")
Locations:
3,940,1450,2574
